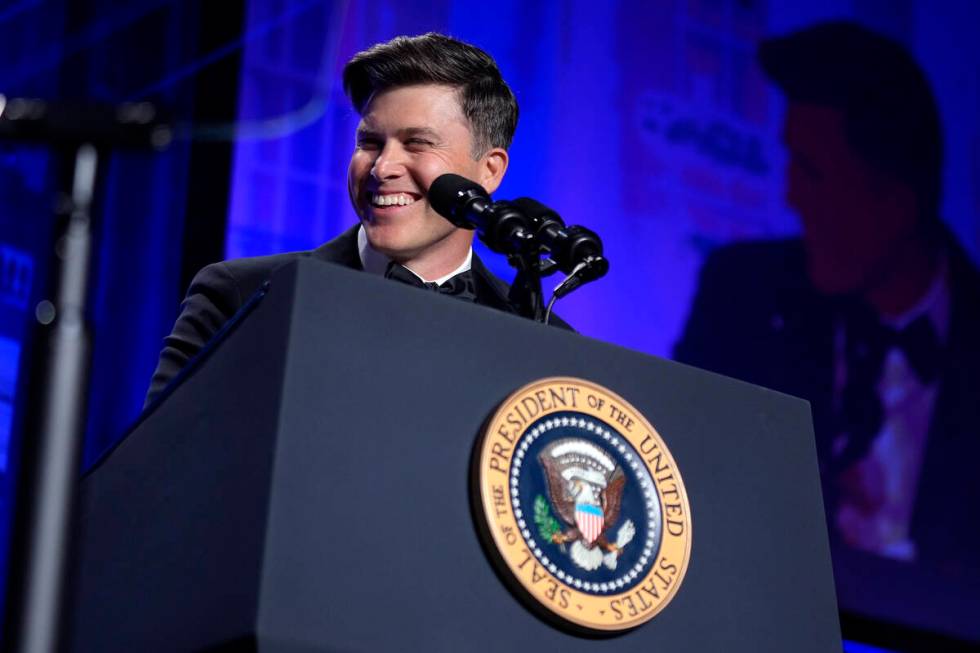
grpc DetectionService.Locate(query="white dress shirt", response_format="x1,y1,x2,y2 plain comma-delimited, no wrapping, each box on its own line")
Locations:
357,225,473,285
834,259,950,561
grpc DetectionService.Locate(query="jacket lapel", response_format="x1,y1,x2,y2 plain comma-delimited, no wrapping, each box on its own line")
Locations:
310,224,362,269
470,253,518,313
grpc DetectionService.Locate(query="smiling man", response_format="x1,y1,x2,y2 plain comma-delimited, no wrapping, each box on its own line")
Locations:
344,35,511,282
145,33,566,406
348,83,506,280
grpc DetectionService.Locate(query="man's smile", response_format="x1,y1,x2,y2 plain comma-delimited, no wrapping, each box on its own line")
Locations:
368,191,421,208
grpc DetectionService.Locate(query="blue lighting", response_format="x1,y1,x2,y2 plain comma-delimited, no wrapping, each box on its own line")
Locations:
844,640,898,653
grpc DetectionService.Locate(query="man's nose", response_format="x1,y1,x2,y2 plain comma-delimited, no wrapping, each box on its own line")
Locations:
371,144,404,180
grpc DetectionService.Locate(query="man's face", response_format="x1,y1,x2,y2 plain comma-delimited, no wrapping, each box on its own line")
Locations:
348,84,506,263
783,102,917,295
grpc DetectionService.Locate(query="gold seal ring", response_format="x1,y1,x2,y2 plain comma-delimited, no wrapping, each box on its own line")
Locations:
474,376,693,632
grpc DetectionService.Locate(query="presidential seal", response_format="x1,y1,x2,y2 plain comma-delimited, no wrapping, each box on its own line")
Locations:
474,377,692,632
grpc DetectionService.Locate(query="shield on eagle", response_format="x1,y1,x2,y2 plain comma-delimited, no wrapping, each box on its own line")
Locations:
575,503,605,545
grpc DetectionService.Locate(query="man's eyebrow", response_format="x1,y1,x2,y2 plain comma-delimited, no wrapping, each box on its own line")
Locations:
398,127,441,139
354,126,443,140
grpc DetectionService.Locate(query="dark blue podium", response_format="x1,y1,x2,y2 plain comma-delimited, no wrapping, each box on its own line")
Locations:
67,259,840,652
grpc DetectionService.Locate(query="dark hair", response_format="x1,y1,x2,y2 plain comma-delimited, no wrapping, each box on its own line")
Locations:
343,33,519,156
759,21,943,217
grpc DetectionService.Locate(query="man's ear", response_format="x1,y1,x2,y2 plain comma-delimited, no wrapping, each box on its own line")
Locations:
478,147,509,194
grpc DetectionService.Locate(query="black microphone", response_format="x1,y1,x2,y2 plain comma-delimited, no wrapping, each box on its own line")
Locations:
428,173,534,254
510,197,609,297
510,198,606,275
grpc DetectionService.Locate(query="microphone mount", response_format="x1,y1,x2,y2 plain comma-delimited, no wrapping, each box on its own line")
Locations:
428,174,609,322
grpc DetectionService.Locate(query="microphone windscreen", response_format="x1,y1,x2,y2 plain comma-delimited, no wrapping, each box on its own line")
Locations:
427,173,486,224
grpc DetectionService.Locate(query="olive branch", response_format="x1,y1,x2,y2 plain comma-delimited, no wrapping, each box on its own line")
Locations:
534,495,562,542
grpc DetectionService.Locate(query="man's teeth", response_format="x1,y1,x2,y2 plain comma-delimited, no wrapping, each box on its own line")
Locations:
371,193,416,207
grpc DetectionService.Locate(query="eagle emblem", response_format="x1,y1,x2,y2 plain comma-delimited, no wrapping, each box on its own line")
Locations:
538,438,636,571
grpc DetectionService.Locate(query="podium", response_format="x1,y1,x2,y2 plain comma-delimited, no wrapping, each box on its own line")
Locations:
67,259,841,651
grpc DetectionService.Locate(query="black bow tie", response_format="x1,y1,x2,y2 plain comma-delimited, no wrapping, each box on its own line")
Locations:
384,262,478,302
845,310,943,385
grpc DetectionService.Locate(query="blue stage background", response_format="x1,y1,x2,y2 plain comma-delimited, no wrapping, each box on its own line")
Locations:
226,0,980,358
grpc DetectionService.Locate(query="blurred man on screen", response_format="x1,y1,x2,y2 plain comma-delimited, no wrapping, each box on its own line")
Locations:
674,21,980,573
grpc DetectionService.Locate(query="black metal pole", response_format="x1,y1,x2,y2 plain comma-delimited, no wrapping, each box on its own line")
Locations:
506,247,549,323
3,144,99,653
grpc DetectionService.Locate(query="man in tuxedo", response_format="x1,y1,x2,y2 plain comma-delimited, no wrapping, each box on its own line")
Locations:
145,33,568,406
674,22,980,573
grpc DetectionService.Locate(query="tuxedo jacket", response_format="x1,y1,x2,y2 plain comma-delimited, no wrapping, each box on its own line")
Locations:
146,225,571,406
673,235,980,571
